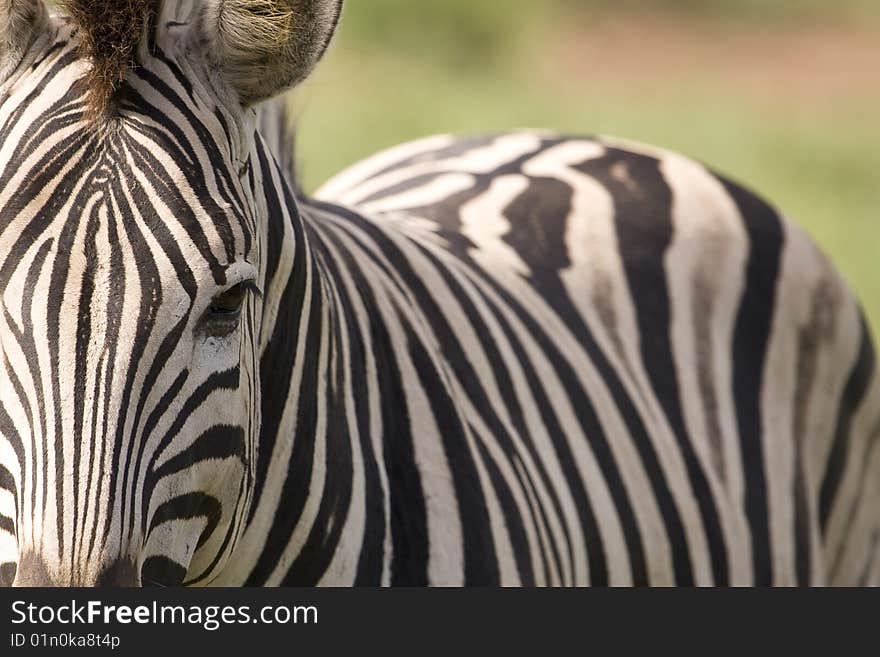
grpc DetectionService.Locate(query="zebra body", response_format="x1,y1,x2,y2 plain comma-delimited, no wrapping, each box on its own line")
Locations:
0,1,877,586
236,129,879,587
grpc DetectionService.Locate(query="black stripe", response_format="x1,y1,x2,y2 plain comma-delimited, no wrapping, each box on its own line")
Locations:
464,256,651,585
245,275,326,584
308,230,432,585
140,556,187,587
372,303,429,586
248,165,310,525
819,313,876,532
790,282,839,586
719,174,785,586
256,141,286,297
45,149,108,562
108,148,198,544
281,256,354,585
455,273,611,585
306,231,388,586
0,465,16,507
401,313,500,585
361,135,499,183
398,234,646,585
577,150,730,585
142,368,241,524
829,420,880,581
0,354,35,546
411,241,590,583
150,425,246,482
361,232,566,583
0,49,81,155
70,200,102,565
148,492,222,551
312,209,571,584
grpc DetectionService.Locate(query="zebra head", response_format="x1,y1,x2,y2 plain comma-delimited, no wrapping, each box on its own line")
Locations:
0,0,341,586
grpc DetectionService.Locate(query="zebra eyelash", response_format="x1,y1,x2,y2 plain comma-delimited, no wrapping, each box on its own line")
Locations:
236,280,262,299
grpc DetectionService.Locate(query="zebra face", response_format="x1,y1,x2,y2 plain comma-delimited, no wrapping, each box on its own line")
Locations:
0,29,262,588
0,0,342,586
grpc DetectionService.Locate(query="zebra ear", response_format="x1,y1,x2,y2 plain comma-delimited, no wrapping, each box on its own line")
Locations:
198,0,343,106
0,0,47,79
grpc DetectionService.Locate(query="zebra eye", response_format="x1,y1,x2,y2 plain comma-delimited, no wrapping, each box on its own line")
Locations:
210,283,248,316
203,281,258,338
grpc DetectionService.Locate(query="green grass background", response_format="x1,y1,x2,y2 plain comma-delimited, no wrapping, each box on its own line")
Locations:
293,1,879,333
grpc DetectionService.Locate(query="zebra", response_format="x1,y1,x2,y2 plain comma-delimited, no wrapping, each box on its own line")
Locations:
0,0,877,587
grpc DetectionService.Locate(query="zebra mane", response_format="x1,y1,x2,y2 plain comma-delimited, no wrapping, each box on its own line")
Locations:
59,0,159,118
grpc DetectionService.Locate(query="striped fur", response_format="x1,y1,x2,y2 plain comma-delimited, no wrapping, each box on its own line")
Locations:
0,5,878,586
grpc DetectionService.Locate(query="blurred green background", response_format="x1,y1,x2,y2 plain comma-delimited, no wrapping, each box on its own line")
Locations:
293,0,880,332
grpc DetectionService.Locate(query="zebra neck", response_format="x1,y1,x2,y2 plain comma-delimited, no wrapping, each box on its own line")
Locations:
234,188,369,586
